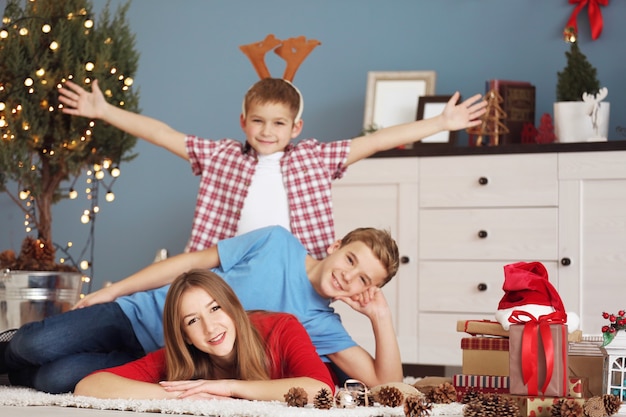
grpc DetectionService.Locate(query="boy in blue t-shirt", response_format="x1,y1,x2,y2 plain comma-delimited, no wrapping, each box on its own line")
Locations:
3,226,400,393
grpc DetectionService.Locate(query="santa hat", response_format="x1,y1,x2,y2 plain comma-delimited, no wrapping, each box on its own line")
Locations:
495,261,579,331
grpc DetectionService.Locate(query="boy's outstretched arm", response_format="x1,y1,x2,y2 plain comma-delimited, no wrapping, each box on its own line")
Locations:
73,246,220,309
328,288,403,386
58,79,188,159
346,92,486,166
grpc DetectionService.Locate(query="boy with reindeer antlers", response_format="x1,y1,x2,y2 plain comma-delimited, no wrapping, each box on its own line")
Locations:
58,34,486,260
50,35,486,388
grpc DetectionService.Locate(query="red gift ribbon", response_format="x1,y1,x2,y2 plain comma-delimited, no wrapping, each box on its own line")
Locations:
565,0,609,41
509,310,566,395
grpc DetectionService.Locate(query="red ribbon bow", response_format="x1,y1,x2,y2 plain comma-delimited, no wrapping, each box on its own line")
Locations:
565,0,609,41
509,310,567,395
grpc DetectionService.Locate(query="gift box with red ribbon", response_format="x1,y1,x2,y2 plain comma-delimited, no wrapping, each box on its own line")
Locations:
509,311,569,396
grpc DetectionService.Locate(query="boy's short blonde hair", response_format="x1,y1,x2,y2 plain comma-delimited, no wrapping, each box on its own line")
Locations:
340,228,400,287
243,78,302,122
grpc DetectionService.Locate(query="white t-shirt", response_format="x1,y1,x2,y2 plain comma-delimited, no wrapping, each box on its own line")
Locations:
236,152,290,235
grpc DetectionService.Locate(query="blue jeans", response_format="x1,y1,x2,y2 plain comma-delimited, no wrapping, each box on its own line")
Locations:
4,302,145,393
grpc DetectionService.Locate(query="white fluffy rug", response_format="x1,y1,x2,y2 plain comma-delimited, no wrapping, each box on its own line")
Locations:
0,386,466,417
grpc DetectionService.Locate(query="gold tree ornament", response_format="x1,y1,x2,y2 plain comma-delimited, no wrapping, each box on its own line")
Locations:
467,89,509,146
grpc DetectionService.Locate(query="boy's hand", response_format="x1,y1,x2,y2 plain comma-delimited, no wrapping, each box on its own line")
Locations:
335,287,391,320
442,91,487,130
58,79,107,119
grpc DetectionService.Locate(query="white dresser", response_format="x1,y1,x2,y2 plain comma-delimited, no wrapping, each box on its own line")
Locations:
331,147,626,366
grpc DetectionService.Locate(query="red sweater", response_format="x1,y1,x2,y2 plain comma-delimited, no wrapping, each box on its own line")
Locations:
100,311,335,392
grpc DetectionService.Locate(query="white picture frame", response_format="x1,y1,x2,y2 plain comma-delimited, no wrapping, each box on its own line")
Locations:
363,70,436,131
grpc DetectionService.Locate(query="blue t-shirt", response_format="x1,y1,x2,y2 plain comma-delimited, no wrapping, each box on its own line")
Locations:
116,226,356,356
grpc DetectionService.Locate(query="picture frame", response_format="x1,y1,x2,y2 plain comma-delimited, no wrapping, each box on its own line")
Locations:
363,71,436,132
414,95,458,146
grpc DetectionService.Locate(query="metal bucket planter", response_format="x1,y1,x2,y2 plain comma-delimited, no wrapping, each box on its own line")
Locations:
0,269,83,332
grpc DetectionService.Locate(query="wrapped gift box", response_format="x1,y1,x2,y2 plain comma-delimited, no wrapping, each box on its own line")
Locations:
509,322,568,396
569,355,603,397
504,394,585,417
453,374,509,401
461,337,510,376
456,319,583,341
568,337,603,397
457,319,510,337
453,375,587,400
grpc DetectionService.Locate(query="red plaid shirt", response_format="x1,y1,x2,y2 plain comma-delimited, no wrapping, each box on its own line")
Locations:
185,136,350,259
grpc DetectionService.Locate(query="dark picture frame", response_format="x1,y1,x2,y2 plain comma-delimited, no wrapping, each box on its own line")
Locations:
414,95,458,146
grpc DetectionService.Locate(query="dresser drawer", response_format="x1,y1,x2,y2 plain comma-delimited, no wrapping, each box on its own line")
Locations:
420,154,558,208
418,261,559,313
419,207,558,260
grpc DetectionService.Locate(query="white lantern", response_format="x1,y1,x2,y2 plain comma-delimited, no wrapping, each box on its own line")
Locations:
600,330,626,411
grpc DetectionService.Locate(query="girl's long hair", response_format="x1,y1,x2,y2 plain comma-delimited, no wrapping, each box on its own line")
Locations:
163,269,270,381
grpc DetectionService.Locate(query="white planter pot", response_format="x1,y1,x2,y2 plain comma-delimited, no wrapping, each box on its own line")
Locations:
553,101,610,143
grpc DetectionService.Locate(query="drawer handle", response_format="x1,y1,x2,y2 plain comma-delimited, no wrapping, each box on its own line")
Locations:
477,230,488,239
478,176,489,185
477,283,488,292
561,257,571,266
400,256,410,264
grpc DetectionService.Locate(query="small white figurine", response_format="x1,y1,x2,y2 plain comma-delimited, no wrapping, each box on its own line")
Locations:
582,87,609,139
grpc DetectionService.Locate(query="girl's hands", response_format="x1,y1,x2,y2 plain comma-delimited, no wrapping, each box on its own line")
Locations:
159,379,233,400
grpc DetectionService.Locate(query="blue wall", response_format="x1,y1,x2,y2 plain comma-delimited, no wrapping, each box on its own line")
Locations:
1,0,624,291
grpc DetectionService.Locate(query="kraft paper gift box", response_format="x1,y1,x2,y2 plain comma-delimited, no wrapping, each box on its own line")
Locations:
461,337,510,376
457,319,510,337
569,355,603,397
505,395,585,417
509,319,569,396
453,374,509,401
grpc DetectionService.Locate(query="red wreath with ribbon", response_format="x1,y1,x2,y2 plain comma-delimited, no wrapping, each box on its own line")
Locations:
564,0,609,42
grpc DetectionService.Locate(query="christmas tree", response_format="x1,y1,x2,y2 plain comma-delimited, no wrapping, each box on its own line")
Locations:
0,0,139,271
556,41,601,102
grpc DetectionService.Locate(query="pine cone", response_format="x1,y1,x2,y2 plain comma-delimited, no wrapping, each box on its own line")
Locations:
559,398,584,417
0,249,16,269
429,382,457,404
463,393,518,417
494,395,520,417
602,394,622,416
461,388,484,405
313,387,333,410
464,399,484,417
583,397,605,417
284,386,308,407
552,399,566,417
377,385,404,408
404,395,433,417
36,239,56,270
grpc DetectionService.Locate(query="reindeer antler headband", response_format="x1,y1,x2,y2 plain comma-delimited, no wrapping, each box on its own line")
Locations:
239,34,321,122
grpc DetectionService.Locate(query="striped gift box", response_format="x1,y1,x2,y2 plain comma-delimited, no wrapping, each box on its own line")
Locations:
461,337,509,351
453,374,510,388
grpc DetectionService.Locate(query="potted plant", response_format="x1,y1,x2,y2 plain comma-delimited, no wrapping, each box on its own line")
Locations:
0,0,140,330
554,41,610,142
